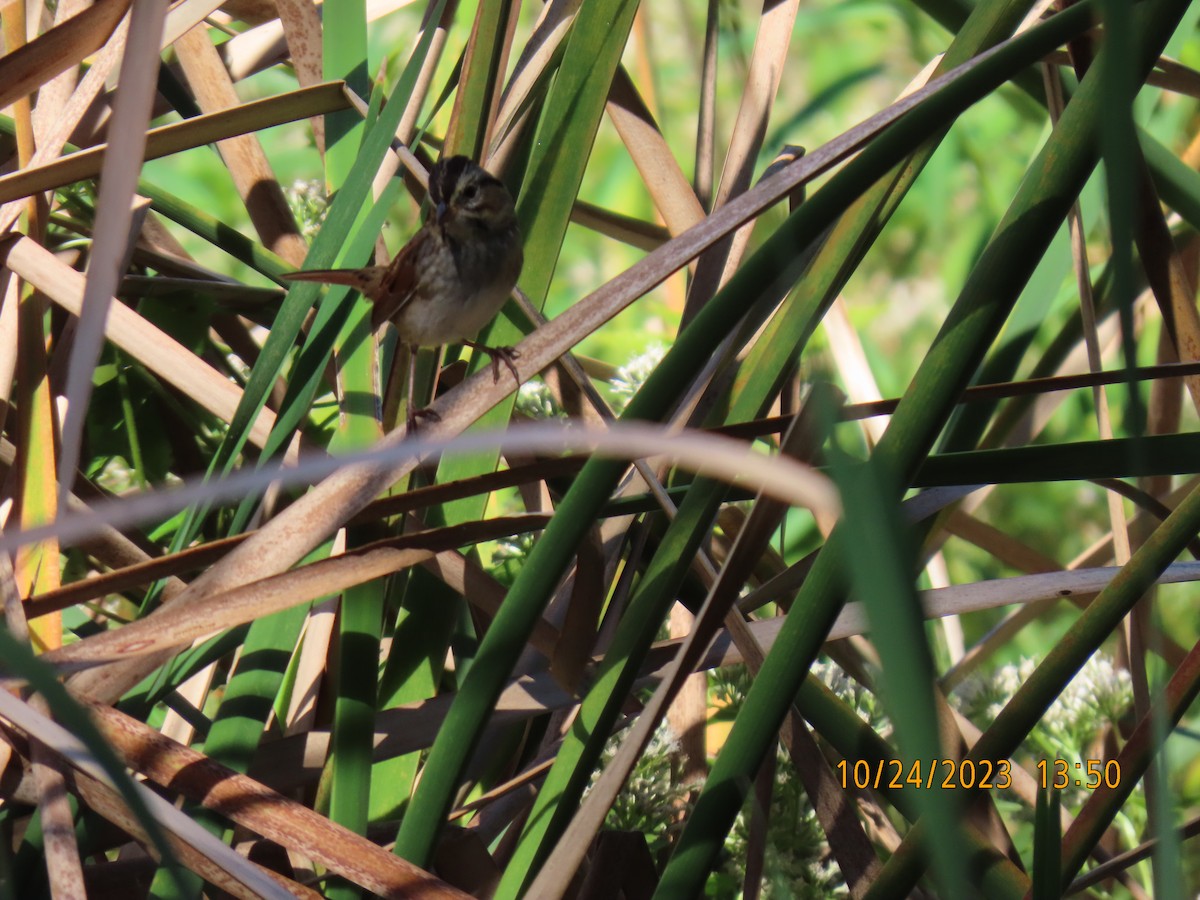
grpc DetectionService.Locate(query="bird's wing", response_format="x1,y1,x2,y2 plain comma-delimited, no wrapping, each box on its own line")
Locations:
282,229,428,332
370,229,425,331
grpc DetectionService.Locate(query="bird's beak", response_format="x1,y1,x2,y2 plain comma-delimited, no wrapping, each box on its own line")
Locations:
435,201,448,223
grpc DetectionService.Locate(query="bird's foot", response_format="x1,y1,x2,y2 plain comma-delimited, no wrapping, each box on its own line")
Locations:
405,405,441,435
462,340,521,386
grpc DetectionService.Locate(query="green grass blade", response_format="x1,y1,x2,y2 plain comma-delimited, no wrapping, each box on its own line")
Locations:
1032,786,1062,900
829,442,971,897
444,0,515,160
917,432,1200,485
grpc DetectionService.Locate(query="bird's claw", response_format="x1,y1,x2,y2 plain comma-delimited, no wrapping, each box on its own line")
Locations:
405,405,441,434
463,340,521,386
489,346,521,385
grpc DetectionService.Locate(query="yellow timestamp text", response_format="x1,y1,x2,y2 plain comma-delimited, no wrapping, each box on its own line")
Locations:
1037,758,1121,790
836,758,1012,790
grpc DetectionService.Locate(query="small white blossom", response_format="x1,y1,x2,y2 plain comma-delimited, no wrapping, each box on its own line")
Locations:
813,659,888,731
587,720,691,855
953,654,1131,758
610,344,667,412
285,179,329,239
1043,653,1132,746
514,379,563,419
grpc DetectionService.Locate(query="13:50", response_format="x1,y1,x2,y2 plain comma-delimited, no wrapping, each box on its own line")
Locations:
1036,758,1121,790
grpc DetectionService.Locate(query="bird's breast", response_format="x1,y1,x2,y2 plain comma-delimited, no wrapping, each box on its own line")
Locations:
393,231,521,346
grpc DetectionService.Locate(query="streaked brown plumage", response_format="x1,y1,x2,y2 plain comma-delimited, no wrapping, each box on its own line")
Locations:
283,156,523,429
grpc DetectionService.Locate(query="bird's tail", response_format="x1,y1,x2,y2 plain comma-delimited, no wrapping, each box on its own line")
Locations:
281,267,386,299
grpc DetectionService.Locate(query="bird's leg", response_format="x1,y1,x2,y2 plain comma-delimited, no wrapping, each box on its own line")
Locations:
332,346,346,427
461,340,521,386
371,329,382,424
405,344,441,434
405,343,419,434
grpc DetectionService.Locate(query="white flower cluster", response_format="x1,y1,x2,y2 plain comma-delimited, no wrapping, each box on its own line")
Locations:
954,654,1132,755
285,178,329,240
813,659,888,731
813,658,856,702
610,344,667,413
588,719,691,852
720,744,848,899
514,379,563,420
954,658,1038,723
1042,653,1133,745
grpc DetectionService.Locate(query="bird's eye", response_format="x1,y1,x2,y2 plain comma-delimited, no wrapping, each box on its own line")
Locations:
460,184,479,203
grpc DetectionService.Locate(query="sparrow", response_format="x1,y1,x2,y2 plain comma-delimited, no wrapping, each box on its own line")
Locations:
282,156,524,430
